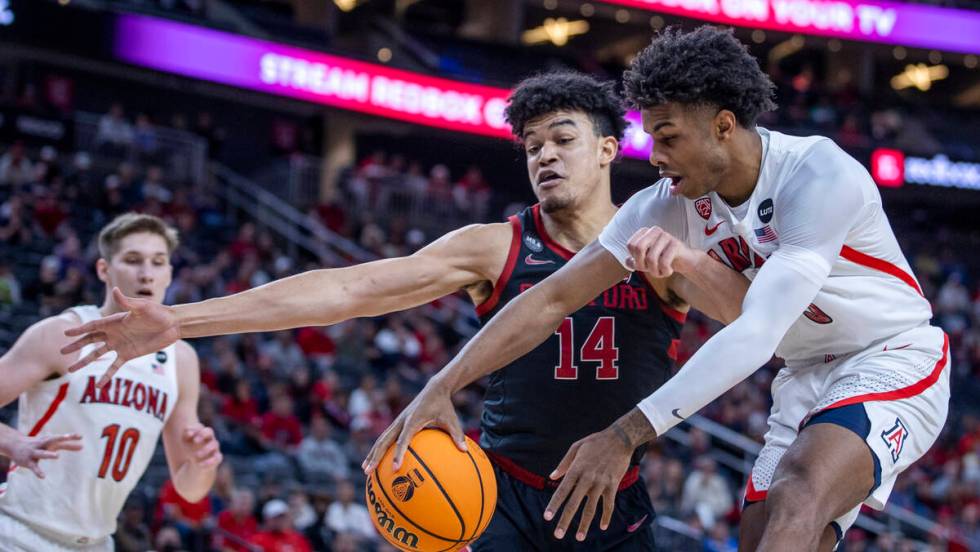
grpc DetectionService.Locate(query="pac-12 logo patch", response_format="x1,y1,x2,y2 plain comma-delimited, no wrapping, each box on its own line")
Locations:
881,417,910,463
523,233,544,252
695,197,712,220
391,469,426,502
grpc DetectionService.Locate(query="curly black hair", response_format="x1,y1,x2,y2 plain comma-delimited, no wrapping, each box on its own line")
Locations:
623,26,777,127
505,71,627,142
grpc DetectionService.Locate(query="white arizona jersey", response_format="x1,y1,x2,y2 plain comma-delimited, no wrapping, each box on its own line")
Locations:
0,305,179,546
601,128,933,364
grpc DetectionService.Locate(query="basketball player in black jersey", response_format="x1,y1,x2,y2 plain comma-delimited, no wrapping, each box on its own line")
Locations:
62,72,750,550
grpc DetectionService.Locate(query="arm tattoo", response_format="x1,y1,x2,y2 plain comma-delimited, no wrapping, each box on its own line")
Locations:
612,408,659,449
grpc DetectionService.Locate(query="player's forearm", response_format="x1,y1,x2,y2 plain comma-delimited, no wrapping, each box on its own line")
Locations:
174,259,432,338
433,285,570,394
676,251,749,324
171,460,218,503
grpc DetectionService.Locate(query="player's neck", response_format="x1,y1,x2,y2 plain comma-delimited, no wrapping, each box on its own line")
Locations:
540,194,617,253
715,129,763,207
99,299,121,318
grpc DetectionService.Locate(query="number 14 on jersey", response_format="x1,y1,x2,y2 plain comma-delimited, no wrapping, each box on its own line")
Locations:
554,317,619,380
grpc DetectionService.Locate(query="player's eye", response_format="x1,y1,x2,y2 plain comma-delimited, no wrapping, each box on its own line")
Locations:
557,137,574,145
526,145,541,155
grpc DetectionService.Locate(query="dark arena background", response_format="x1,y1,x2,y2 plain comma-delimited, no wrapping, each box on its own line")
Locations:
0,0,979,550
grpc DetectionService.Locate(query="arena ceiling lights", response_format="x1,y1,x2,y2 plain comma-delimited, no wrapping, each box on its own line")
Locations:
594,0,980,54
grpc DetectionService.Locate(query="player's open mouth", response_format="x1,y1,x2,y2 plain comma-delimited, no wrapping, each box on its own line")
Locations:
137,290,153,297
537,170,564,187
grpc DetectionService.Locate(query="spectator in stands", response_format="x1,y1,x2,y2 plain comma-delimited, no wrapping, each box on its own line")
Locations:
250,498,312,552
0,260,22,309
155,478,213,550
325,480,376,544
287,489,317,531
96,102,135,155
115,496,152,552
681,457,733,529
259,394,303,452
0,141,33,187
134,112,160,163
298,414,349,482
0,193,33,245
215,488,258,552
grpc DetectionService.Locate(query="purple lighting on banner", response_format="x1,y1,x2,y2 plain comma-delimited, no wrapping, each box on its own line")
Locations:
114,14,656,159
600,0,980,54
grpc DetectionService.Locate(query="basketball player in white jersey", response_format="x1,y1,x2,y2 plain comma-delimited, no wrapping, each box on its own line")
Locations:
338,28,949,550
0,213,222,550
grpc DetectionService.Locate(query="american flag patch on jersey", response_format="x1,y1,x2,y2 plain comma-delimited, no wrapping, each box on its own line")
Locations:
754,225,778,243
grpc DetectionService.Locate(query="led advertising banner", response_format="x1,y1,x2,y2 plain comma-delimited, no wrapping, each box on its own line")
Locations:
871,148,980,190
115,15,514,139
599,0,980,54
114,14,658,159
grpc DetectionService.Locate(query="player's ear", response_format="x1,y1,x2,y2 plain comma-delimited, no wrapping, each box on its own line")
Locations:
598,135,618,167
95,258,109,284
714,110,737,141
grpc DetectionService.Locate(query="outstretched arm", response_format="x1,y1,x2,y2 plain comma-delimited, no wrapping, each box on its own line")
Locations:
362,240,630,472
62,223,511,384
0,315,83,477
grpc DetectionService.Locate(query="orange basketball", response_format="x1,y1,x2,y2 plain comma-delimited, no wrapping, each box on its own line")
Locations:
365,428,497,551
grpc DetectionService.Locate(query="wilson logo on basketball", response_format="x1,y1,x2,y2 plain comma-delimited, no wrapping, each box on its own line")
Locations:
695,197,712,220
367,478,421,548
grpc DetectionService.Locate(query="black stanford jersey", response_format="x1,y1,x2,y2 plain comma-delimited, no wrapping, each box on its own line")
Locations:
476,205,684,476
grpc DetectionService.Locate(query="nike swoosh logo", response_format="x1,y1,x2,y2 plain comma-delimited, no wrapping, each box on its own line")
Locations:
704,222,724,236
672,408,684,420
626,514,649,533
884,343,912,352
525,254,554,266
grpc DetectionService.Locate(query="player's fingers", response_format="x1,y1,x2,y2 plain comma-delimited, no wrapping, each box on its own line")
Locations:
197,441,220,461
26,461,45,479
392,418,424,471
41,434,83,451
441,415,468,452
33,450,58,460
364,417,403,473
627,229,656,272
544,470,576,522
96,357,126,388
549,441,581,481
113,287,139,311
65,340,110,372
575,491,600,541
645,231,670,277
600,487,616,530
60,331,105,354
553,478,591,540
199,450,223,468
657,240,679,278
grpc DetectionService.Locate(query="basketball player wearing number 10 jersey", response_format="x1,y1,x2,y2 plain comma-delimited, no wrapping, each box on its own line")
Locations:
0,213,221,550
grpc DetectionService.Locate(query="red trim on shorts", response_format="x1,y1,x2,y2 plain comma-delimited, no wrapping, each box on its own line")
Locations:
474,216,522,317
817,333,949,412
487,451,640,492
839,245,924,297
28,382,70,436
744,477,768,503
532,204,575,261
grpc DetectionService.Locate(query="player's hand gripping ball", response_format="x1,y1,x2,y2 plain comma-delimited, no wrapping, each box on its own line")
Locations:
365,429,497,551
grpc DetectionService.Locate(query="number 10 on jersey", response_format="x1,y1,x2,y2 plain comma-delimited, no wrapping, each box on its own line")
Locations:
554,316,619,380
